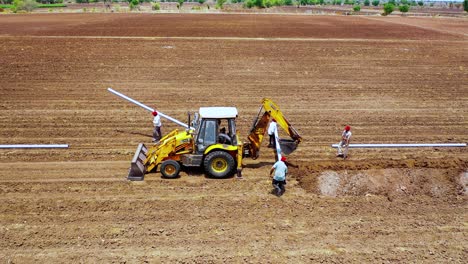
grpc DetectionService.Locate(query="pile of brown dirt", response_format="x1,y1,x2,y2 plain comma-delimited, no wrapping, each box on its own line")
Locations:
293,158,467,198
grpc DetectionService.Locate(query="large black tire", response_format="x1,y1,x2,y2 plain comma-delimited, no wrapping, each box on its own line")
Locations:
203,151,235,178
160,160,181,179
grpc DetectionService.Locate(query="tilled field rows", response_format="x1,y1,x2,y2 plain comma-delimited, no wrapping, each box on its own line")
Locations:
0,37,466,164
0,14,467,263
0,163,466,262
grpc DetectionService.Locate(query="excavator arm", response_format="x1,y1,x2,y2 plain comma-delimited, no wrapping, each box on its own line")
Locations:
244,98,302,159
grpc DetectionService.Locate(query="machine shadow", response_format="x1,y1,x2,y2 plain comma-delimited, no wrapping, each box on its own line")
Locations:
244,162,273,169
115,129,153,138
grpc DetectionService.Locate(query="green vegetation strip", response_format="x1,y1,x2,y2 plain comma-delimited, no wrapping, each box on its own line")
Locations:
38,4,67,8
0,4,66,8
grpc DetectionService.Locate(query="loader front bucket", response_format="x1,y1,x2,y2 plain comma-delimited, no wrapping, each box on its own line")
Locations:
279,139,299,155
127,143,148,181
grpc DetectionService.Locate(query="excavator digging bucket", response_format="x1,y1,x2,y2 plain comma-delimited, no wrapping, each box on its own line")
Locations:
127,143,148,181
279,139,299,155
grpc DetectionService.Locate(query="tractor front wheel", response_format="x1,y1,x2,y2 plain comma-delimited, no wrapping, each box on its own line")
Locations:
204,151,235,178
160,160,181,179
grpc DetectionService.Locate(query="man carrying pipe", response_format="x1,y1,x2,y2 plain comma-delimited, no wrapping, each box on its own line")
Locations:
107,88,194,130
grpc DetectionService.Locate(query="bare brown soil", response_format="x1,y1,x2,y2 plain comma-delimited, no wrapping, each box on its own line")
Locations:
0,14,467,262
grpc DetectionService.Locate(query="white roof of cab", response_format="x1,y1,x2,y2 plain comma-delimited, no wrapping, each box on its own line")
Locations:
199,107,238,119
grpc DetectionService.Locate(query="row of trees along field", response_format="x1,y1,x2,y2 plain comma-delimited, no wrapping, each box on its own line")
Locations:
176,0,468,10
1,0,467,12
81,0,468,8
1,0,467,6
0,0,66,4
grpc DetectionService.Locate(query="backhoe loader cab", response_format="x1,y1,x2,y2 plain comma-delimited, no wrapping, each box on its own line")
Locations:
194,107,238,153
180,107,241,179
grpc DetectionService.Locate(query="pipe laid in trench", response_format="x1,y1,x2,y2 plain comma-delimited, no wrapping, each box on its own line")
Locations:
108,88,194,130
331,143,467,148
0,144,69,149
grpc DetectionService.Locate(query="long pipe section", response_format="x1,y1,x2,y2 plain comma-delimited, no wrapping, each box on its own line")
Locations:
274,127,281,161
107,88,192,129
0,144,69,149
331,143,467,148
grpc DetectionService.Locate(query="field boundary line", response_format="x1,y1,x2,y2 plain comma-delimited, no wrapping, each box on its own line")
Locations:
0,35,466,43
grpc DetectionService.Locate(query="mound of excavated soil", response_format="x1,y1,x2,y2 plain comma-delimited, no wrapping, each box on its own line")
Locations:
294,158,467,198
316,168,465,197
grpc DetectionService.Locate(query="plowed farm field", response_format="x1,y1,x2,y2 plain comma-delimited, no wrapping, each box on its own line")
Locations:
0,13,467,263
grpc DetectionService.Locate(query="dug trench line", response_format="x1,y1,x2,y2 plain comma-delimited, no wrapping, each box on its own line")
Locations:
290,158,467,198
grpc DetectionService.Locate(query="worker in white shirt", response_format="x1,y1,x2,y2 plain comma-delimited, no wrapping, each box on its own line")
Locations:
267,118,277,148
337,125,352,159
152,111,162,142
270,156,288,197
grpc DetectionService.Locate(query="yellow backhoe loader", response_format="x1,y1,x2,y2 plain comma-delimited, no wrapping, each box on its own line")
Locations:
125,98,302,180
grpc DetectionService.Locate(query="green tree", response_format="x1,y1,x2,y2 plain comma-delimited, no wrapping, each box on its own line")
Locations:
398,4,409,12
198,0,205,3
244,0,265,8
353,4,360,10
152,2,160,10
417,0,423,6
464,0,468,12
364,0,369,6
177,0,183,8
255,0,265,7
12,0,37,12
129,0,139,10
371,0,379,6
383,2,394,14
244,0,254,7
216,0,226,8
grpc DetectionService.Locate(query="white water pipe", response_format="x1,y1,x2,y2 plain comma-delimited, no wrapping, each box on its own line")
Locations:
0,144,69,149
274,127,282,161
108,88,193,129
331,143,466,148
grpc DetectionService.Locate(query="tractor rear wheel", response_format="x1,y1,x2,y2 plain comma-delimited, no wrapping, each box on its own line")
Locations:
160,160,181,179
204,151,235,178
